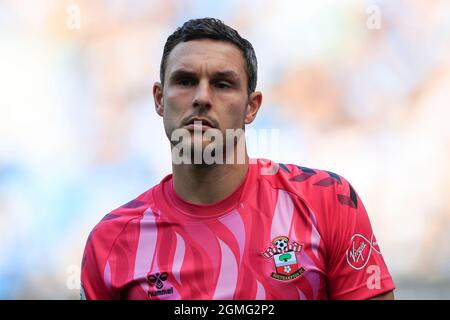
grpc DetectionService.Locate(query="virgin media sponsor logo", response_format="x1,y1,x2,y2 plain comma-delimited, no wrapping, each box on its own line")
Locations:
346,233,381,270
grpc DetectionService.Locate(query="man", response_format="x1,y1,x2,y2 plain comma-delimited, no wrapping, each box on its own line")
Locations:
81,18,395,300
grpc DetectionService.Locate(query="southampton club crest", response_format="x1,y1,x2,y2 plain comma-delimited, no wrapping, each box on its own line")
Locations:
261,236,305,281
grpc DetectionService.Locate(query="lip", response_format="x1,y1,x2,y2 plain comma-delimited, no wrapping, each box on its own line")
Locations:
184,122,214,132
184,118,215,129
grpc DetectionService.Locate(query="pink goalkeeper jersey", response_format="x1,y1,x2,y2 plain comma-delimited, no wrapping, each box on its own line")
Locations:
81,159,395,300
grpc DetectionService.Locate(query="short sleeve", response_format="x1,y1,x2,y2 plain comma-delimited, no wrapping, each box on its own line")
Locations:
325,176,395,299
80,231,112,300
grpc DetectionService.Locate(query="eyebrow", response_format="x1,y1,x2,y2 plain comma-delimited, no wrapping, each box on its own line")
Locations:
213,71,241,81
169,69,241,82
169,70,195,81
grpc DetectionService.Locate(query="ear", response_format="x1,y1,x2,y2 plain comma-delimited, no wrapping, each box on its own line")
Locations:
153,82,164,117
244,91,263,125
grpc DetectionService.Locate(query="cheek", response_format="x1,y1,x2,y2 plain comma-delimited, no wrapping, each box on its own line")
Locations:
161,99,183,139
163,93,190,124
165,87,193,107
224,99,248,126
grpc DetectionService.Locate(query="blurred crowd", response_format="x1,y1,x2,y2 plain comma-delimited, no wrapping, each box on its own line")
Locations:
1,0,449,299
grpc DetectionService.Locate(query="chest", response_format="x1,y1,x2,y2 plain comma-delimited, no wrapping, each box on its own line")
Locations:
123,196,329,299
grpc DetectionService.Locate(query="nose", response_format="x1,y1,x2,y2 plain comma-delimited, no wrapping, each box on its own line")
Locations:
192,80,212,109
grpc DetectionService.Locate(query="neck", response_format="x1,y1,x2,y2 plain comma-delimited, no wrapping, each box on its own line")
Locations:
172,153,250,205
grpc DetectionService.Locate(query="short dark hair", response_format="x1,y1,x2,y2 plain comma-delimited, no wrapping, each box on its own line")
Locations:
160,18,258,94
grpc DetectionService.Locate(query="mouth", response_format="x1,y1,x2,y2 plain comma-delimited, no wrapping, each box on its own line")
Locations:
183,118,216,131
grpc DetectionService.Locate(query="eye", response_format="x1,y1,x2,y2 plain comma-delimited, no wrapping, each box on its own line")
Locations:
177,77,196,86
214,81,231,89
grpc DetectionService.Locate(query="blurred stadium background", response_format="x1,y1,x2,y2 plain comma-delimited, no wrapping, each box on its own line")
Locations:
1,0,450,299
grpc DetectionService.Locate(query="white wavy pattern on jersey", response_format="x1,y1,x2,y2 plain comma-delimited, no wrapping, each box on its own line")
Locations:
299,251,320,299
219,210,245,264
290,227,320,299
133,208,157,293
104,260,111,291
296,287,307,300
309,207,321,259
172,232,185,285
270,189,294,241
213,239,238,300
184,223,221,272
255,280,266,300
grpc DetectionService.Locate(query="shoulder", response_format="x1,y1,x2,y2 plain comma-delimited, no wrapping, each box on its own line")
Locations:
80,185,161,296
257,159,359,211
83,186,157,255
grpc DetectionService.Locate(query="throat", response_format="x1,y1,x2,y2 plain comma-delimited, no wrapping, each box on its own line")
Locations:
172,162,249,205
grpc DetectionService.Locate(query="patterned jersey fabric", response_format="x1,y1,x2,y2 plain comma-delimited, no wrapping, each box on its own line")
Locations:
81,158,395,299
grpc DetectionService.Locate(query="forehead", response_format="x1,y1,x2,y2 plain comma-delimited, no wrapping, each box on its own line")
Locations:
165,39,247,79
